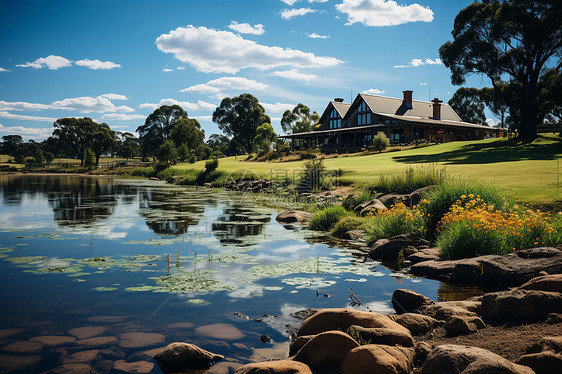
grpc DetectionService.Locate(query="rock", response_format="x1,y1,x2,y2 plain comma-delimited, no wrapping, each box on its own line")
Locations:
444,317,477,335
407,247,441,264
291,309,318,320
410,247,562,289
389,313,442,335
2,340,43,354
87,315,132,324
75,336,118,348
526,336,562,354
0,355,41,372
62,349,99,364
47,363,92,374
297,308,411,337
0,328,25,340
119,332,165,349
194,323,244,340
234,360,313,374
153,342,223,373
29,335,75,347
421,344,534,374
275,210,314,223
377,194,409,206
166,322,194,329
408,186,434,205
517,351,562,374
356,199,387,216
92,359,113,374
414,300,481,320
343,229,366,241
205,361,244,374
392,289,435,314
482,289,562,321
293,330,359,373
289,335,314,356
68,326,108,339
369,233,430,261
341,344,415,374
546,313,562,324
414,342,433,366
97,345,125,360
113,360,154,374
346,325,414,347
518,274,562,293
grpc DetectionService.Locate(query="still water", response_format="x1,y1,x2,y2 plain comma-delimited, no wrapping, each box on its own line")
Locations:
0,174,455,373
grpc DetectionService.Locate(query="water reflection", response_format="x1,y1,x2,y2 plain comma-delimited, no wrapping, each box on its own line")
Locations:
212,205,271,244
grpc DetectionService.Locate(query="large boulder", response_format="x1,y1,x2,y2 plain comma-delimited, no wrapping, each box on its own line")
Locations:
297,308,410,337
346,325,414,347
481,289,562,321
518,274,562,293
275,210,314,223
356,199,387,216
526,336,562,354
407,248,441,264
444,316,485,336
391,289,435,315
414,300,481,320
389,313,442,335
234,360,313,374
153,342,224,373
292,331,359,373
341,344,414,374
517,351,562,374
421,344,535,374
369,233,430,261
410,247,562,289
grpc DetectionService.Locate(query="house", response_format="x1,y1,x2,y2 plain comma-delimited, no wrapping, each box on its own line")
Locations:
279,90,499,151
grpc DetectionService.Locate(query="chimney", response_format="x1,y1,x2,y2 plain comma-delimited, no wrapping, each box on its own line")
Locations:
402,90,413,107
334,98,344,102
432,98,443,119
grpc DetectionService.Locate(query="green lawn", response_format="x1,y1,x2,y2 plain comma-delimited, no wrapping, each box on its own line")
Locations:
172,134,562,207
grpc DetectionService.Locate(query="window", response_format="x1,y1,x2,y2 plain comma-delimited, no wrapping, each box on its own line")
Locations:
329,107,341,129
355,100,371,126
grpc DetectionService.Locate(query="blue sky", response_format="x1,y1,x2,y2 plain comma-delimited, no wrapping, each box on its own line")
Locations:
0,0,489,141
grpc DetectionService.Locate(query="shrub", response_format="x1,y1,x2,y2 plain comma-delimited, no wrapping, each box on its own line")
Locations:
419,180,504,238
132,166,155,177
342,190,372,211
14,154,25,164
308,206,349,231
437,197,562,259
45,152,55,164
297,159,336,192
205,158,219,173
331,216,365,238
188,154,197,164
297,148,317,160
376,165,447,194
362,203,425,242
372,131,390,152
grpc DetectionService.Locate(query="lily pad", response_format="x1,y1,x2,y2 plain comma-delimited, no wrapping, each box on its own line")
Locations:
92,287,118,292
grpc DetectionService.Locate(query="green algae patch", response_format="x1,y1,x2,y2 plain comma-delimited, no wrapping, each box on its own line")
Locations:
187,299,207,304
93,287,118,292
152,270,235,294
264,286,283,291
124,285,166,292
6,256,45,264
281,277,337,289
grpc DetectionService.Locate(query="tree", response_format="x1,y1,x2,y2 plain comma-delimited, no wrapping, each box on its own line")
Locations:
52,117,98,166
480,87,510,129
212,93,270,154
252,123,277,153
169,117,205,158
206,134,231,156
1,135,23,155
448,87,487,125
439,0,562,140
281,103,320,134
91,123,116,166
157,140,177,164
33,148,46,165
372,132,390,153
115,132,140,159
137,105,188,158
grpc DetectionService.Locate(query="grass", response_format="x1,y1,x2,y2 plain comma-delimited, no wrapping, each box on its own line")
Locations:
331,216,366,238
361,203,425,242
308,206,350,231
171,134,562,208
375,164,448,194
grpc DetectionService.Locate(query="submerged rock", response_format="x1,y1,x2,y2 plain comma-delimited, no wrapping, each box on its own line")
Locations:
194,323,244,340
47,363,92,374
0,355,42,372
2,341,43,354
68,326,108,340
153,342,224,373
29,335,75,347
113,359,154,374
118,332,165,349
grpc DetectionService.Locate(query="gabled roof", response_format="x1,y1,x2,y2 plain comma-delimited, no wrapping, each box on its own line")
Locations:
350,93,463,122
318,100,351,124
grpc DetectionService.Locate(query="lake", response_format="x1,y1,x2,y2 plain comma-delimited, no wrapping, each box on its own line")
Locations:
0,174,476,373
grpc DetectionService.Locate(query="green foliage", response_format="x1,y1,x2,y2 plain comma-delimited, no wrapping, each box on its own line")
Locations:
33,149,46,165
331,216,365,238
376,165,448,194
157,140,177,164
14,154,25,164
252,123,277,153
177,143,190,162
212,93,271,154
281,103,320,134
131,166,154,177
437,220,508,259
84,148,96,167
308,206,349,231
342,191,372,211
448,87,487,125
419,180,504,238
136,105,188,157
372,131,390,152
205,158,219,173
362,204,425,242
170,117,206,159
44,152,55,164
188,154,197,164
297,159,335,192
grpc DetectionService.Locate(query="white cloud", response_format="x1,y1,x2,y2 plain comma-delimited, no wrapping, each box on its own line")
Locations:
228,21,265,35
51,95,134,113
156,25,342,74
362,88,385,95
262,102,295,115
16,55,72,70
486,118,498,127
336,0,434,27
99,93,128,101
139,98,216,113
420,82,428,86
191,115,213,122
281,8,317,20
182,77,269,94
75,59,121,70
394,58,441,68
0,67,9,72
98,113,146,121
177,66,185,70
0,112,56,122
272,69,317,81
281,0,298,5
0,124,53,139
0,100,51,111
306,32,329,39
162,68,173,72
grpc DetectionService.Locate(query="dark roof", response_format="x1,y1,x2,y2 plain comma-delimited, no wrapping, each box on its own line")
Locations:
279,124,385,138
381,113,497,131
317,100,351,125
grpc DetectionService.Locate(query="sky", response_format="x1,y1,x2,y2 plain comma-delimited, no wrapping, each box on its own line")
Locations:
0,0,493,141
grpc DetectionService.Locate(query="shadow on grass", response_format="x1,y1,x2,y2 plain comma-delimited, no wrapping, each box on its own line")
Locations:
392,136,562,165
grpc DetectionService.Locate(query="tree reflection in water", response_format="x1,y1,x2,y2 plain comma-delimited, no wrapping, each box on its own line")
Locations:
212,205,271,244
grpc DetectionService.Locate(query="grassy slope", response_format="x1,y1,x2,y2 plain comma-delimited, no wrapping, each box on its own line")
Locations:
173,134,562,207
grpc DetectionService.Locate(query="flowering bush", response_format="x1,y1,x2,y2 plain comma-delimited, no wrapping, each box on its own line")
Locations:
362,203,425,242
437,195,562,259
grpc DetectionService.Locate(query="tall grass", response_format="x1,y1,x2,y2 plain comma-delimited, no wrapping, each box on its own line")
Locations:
331,216,366,238
375,165,447,194
308,206,349,231
361,203,424,242
341,190,372,211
